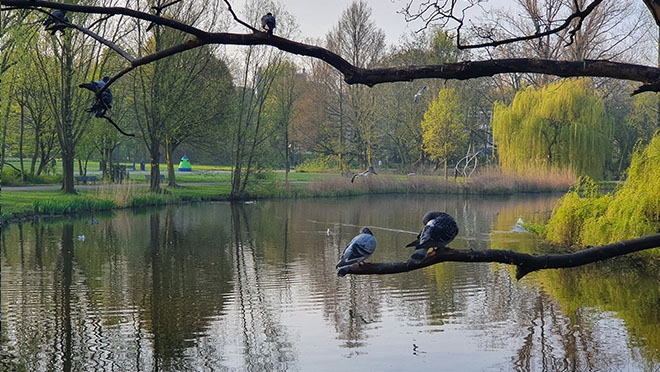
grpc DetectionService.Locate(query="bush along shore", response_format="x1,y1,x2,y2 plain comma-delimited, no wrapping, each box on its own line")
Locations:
1,169,577,224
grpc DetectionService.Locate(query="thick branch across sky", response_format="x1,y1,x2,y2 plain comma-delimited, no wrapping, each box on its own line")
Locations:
6,0,660,93
345,233,660,279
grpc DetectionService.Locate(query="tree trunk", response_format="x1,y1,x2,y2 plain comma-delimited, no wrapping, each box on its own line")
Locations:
343,233,660,280
19,104,25,179
164,140,177,187
285,140,290,191
230,135,243,197
149,137,161,193
60,31,76,194
30,126,40,176
61,151,76,193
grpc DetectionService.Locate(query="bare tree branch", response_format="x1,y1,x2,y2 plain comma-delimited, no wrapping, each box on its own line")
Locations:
5,0,660,93
345,233,660,279
221,0,259,33
100,115,135,137
69,22,135,62
457,0,606,49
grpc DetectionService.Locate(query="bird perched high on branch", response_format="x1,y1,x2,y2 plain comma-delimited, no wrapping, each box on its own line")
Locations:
43,9,68,35
261,12,276,35
79,77,112,118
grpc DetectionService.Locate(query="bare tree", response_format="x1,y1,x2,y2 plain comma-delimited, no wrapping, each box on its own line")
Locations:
325,1,385,169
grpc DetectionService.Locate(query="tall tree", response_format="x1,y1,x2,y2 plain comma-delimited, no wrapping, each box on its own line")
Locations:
263,60,302,187
161,46,234,187
420,88,469,178
31,10,107,193
324,0,386,170
373,29,474,170
131,0,228,191
227,0,298,197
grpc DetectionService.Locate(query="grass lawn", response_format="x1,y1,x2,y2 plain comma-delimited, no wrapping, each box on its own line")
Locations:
0,170,339,220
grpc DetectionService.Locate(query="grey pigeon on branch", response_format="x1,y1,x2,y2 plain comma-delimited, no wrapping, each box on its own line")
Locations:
80,77,112,117
43,10,68,35
79,76,109,93
261,12,276,35
336,227,377,277
406,212,458,261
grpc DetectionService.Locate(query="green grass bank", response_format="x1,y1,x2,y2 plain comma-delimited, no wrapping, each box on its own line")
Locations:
1,168,575,224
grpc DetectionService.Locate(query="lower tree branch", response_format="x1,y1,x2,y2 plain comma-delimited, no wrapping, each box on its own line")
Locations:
346,233,660,280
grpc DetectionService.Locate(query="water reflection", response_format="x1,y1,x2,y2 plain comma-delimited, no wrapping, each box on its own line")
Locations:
2,194,660,371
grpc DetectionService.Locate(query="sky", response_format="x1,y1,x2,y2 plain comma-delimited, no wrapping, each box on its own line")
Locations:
229,0,462,46
260,0,508,46
281,0,416,45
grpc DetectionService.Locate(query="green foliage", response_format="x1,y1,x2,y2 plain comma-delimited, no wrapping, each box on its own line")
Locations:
545,176,613,246
296,156,341,173
130,194,175,208
545,134,660,247
420,88,469,163
1,168,23,186
492,78,612,179
34,198,115,215
608,92,658,178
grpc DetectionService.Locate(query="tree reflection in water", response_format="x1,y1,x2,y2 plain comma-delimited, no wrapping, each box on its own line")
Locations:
229,202,295,371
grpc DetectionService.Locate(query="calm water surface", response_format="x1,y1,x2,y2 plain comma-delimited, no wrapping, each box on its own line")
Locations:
2,194,660,371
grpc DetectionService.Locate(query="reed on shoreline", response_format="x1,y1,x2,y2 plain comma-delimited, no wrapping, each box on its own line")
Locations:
1,168,576,223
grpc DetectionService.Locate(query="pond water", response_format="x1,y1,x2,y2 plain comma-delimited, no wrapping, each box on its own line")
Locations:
2,194,660,371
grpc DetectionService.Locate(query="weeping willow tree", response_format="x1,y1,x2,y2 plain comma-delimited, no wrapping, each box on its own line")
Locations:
492,78,612,179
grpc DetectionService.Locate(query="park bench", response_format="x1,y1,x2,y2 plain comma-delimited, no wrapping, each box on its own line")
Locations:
75,175,98,184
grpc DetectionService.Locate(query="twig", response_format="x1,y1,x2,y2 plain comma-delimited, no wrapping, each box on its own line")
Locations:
100,115,135,137
222,0,259,33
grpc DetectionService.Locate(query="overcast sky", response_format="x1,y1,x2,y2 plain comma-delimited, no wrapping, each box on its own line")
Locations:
260,0,508,46
282,0,415,45
229,0,478,46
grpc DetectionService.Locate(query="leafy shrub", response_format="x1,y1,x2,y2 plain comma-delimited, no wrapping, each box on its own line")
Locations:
296,156,339,173
545,134,660,247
